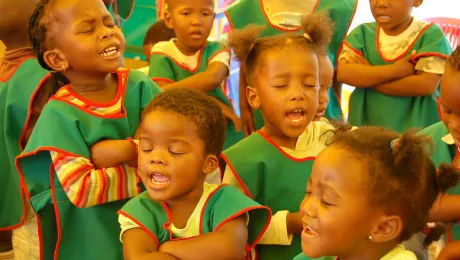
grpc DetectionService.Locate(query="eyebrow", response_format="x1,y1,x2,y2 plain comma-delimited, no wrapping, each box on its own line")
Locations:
139,136,191,145
76,14,113,26
319,183,341,199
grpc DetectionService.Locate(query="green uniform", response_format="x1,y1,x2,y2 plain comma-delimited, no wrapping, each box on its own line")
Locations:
225,0,358,125
419,122,460,242
0,57,49,230
221,131,334,260
149,41,244,149
119,185,271,259
16,69,161,260
346,23,451,133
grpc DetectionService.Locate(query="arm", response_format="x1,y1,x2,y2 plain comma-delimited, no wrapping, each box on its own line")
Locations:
123,228,179,260
51,150,140,208
437,241,460,260
374,71,441,96
429,194,460,222
238,64,255,136
159,215,248,260
160,61,229,93
337,50,416,88
211,98,242,132
90,140,138,168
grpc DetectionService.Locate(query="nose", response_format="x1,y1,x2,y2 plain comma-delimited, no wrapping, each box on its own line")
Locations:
100,27,114,41
149,149,167,165
318,89,329,105
300,196,318,219
191,13,203,26
375,0,389,8
289,84,306,102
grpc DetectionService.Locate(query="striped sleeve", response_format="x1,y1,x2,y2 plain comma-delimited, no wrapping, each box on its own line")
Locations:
50,151,141,208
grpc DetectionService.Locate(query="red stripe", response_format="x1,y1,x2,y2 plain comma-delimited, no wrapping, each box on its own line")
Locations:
61,164,93,190
96,169,108,205
75,173,92,208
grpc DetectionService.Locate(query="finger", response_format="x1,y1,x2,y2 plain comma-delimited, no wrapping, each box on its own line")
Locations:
232,117,242,132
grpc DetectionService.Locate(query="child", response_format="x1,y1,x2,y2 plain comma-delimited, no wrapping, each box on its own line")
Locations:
221,13,336,260
315,53,334,122
338,0,451,133
148,0,244,150
225,0,358,132
16,0,162,259
118,89,271,260
0,0,51,259
420,47,460,244
438,241,460,260
295,127,459,260
143,19,175,63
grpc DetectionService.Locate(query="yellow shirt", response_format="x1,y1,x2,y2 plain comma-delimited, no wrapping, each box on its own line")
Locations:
381,245,417,260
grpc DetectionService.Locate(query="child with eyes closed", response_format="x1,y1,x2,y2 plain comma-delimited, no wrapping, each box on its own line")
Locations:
221,13,338,260
118,89,271,260
295,127,460,260
16,0,162,259
225,0,358,132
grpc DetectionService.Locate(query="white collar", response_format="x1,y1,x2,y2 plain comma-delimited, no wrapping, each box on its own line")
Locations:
441,133,460,152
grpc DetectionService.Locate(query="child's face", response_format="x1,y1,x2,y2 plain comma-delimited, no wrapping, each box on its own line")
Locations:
165,0,215,53
250,47,319,139
315,55,333,121
45,0,125,74
300,147,378,258
370,0,422,35
440,66,460,148
138,110,217,203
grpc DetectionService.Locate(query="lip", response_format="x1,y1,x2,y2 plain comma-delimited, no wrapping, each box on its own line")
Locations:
99,42,122,59
301,221,320,240
146,172,171,191
285,106,307,127
375,14,392,25
190,30,203,40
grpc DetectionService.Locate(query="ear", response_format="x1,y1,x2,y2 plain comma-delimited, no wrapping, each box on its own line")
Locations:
414,0,423,7
43,49,69,72
164,11,174,29
246,86,260,109
369,215,403,243
203,154,219,175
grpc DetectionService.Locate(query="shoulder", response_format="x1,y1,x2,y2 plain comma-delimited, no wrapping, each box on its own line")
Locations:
151,39,176,55
223,133,262,155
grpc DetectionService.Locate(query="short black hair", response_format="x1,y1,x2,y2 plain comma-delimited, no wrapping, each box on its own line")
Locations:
142,89,226,156
143,19,175,46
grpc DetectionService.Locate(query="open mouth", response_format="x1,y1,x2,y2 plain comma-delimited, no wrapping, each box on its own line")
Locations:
190,31,203,39
148,173,171,187
303,225,319,237
100,44,120,57
286,108,306,125
376,15,391,23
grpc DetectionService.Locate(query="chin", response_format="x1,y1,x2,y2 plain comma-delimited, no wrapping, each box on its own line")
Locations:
300,245,324,259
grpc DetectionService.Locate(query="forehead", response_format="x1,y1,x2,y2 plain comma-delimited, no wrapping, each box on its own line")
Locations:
49,0,109,21
141,110,199,138
168,0,213,10
261,46,319,77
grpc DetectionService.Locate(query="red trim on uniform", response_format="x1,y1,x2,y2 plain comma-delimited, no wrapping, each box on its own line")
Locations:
453,150,460,170
377,23,432,63
117,211,160,246
342,41,364,57
126,138,139,156
220,154,253,199
151,77,174,84
198,185,225,235
411,52,449,63
207,49,230,65
151,44,206,73
436,97,443,121
256,131,317,162
224,11,234,31
50,164,62,260
160,201,199,241
214,205,272,250
0,56,37,82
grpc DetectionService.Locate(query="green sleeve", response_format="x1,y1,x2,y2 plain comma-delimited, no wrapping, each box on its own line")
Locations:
344,23,368,56
414,24,452,61
148,54,176,83
132,70,162,110
210,186,271,247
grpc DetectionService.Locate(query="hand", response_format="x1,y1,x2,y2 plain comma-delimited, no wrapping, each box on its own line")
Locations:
286,212,303,235
437,241,460,260
220,104,243,132
393,50,417,78
90,140,137,169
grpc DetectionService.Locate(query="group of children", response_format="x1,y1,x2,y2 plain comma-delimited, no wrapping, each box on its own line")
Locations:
1,0,460,260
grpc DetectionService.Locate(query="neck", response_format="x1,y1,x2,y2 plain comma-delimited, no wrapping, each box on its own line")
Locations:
340,242,398,260
383,16,413,36
166,183,204,218
65,72,114,98
2,34,31,51
261,125,298,150
174,40,201,56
